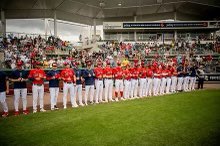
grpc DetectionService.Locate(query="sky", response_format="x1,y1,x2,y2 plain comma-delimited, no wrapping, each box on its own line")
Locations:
6,19,103,43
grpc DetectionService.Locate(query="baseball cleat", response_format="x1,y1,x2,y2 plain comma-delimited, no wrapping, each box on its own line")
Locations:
2,112,9,117
23,110,29,115
14,111,19,116
33,110,37,113
54,105,59,110
40,108,46,112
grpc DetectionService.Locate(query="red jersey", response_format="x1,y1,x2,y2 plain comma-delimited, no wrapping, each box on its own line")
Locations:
123,69,131,80
167,69,172,77
130,67,139,79
139,67,147,78
104,67,113,78
113,66,123,79
161,69,168,78
147,68,154,78
154,68,162,78
171,67,178,76
60,68,75,82
94,67,104,79
28,68,46,84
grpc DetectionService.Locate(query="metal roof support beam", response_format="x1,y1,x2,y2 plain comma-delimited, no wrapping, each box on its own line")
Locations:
54,10,57,37
93,18,96,42
44,18,48,39
1,10,6,38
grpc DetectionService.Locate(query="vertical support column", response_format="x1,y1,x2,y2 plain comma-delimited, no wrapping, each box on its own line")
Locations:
1,10,6,38
44,18,48,39
54,10,57,38
93,18,96,42
134,15,137,42
174,11,177,41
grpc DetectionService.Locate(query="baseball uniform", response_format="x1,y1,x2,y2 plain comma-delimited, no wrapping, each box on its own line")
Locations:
94,66,104,103
0,71,9,117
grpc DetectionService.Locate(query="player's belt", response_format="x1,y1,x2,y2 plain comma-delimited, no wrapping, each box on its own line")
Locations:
64,81,73,84
97,78,103,80
34,84,43,86
105,78,112,79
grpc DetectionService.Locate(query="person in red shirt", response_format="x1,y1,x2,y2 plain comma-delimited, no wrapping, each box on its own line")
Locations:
103,60,114,102
123,64,131,99
160,64,168,95
130,62,139,99
153,63,162,96
113,60,124,101
28,61,46,113
166,65,172,94
60,62,76,109
170,63,178,93
146,64,154,96
94,60,104,103
139,61,147,98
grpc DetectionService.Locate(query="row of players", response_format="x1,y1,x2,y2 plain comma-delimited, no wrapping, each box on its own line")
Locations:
0,59,197,117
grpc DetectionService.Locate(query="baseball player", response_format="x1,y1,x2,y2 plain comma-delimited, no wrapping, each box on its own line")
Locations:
146,64,154,97
0,70,9,117
177,63,184,91
165,65,172,94
28,61,46,113
123,64,131,99
113,60,124,101
139,61,147,98
103,60,114,102
10,61,29,115
130,62,139,99
60,62,77,109
94,60,104,103
153,64,162,96
83,60,95,105
183,64,190,92
46,62,60,110
160,65,168,95
74,62,84,106
189,63,197,91
170,63,178,93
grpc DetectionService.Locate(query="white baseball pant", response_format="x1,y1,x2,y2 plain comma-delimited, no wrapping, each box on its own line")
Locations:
115,79,124,97
104,79,113,101
160,78,167,95
183,76,190,91
95,80,103,102
139,78,146,97
166,77,171,94
146,78,153,96
32,84,44,110
171,76,177,92
177,77,184,91
0,92,8,112
14,88,27,111
189,77,196,91
75,84,83,105
124,80,131,99
84,85,94,104
130,79,138,98
49,87,59,109
63,83,75,108
153,78,161,95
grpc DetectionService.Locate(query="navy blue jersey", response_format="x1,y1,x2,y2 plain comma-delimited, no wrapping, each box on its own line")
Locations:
177,66,184,77
74,68,83,85
47,70,60,88
0,71,7,92
184,67,190,77
83,69,95,85
190,67,196,77
10,70,28,89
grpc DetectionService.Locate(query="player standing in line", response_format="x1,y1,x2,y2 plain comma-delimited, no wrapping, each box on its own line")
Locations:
146,64,154,96
170,63,178,93
177,63,184,91
28,61,46,113
113,60,124,101
0,70,9,117
160,64,168,95
139,61,147,98
83,60,95,105
94,60,104,103
10,61,29,115
123,64,131,100
103,60,114,102
165,65,172,94
183,64,190,92
60,62,76,109
46,62,60,110
153,64,162,96
189,63,197,91
130,62,139,99
74,61,84,106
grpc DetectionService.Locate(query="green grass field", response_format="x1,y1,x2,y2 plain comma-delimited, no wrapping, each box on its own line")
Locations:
0,90,220,146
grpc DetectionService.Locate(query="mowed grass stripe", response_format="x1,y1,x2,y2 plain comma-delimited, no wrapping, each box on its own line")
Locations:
0,90,220,146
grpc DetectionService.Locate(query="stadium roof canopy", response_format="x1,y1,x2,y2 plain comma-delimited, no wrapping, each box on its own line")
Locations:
0,0,220,25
